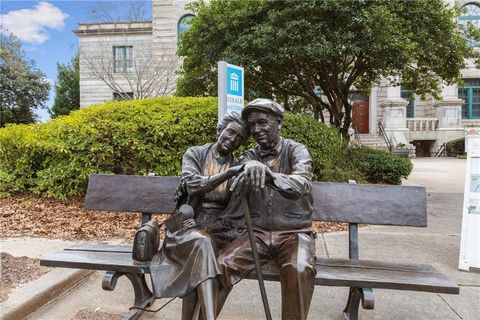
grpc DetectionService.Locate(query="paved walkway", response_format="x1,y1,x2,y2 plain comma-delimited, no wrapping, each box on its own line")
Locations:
402,157,466,193
2,157,478,319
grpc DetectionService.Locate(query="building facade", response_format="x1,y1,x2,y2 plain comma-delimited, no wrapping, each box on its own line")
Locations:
331,0,480,156
76,0,480,156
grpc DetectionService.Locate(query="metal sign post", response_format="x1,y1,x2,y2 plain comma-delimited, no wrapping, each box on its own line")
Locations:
218,61,244,122
459,128,480,272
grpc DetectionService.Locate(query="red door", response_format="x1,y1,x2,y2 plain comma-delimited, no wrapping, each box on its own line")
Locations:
352,97,369,134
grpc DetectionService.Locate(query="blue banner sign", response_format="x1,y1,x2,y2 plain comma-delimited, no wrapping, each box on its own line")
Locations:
218,61,244,122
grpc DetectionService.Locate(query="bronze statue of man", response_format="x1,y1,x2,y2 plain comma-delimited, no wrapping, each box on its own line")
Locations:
217,99,316,320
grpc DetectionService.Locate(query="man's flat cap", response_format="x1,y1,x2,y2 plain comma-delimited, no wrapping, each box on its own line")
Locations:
242,98,285,120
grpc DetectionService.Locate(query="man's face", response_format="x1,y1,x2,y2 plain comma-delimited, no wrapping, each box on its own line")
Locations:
247,111,280,148
217,121,245,156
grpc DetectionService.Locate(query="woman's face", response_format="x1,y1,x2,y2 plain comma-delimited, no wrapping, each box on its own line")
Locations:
216,121,245,156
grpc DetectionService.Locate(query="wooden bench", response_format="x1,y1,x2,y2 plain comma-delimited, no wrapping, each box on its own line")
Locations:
40,174,459,320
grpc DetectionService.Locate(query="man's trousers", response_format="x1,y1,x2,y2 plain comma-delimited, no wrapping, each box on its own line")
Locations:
216,227,316,320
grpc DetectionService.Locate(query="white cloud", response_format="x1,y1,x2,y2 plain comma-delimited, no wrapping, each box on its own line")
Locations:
1,2,69,44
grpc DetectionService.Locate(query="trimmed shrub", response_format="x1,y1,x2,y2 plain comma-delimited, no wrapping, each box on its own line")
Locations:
345,147,413,185
280,113,343,181
0,97,413,199
0,97,344,199
0,97,218,199
446,138,465,157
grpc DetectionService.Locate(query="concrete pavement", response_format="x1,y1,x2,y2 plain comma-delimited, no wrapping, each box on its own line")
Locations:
2,157,478,319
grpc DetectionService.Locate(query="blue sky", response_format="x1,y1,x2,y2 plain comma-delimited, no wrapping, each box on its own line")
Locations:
1,1,152,122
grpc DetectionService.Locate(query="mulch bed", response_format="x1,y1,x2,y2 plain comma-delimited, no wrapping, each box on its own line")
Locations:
0,253,52,303
1,195,348,242
0,195,163,241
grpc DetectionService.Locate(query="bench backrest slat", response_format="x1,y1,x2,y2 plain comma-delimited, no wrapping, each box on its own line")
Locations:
312,182,427,227
85,174,179,214
85,175,427,227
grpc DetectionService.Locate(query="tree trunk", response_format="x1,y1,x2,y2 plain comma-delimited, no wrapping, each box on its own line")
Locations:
313,107,320,121
319,108,325,123
340,100,353,140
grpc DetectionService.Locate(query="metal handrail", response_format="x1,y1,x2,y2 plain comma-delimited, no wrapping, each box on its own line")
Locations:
377,121,393,152
434,143,447,157
351,120,363,147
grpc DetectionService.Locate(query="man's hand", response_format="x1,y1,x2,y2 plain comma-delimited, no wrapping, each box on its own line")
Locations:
244,160,272,189
229,160,272,197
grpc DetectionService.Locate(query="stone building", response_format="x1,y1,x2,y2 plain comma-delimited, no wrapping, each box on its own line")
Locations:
76,0,480,156
75,0,192,107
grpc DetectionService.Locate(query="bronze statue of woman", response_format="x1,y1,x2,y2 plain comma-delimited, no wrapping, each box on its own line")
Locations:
150,112,247,320
181,111,247,251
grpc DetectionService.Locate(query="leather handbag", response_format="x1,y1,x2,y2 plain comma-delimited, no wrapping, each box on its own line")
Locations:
132,219,159,261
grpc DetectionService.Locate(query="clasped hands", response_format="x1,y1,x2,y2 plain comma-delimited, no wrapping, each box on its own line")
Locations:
230,160,273,197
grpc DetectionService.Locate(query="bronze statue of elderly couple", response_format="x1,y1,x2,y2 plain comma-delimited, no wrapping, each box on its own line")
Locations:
150,98,316,320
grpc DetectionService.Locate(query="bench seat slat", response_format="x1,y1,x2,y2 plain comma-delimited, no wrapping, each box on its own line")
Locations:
40,250,148,274
249,258,459,295
66,244,133,253
317,258,437,273
42,244,459,295
314,258,459,294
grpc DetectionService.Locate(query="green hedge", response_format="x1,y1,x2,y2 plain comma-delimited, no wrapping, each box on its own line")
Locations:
281,112,343,180
446,138,465,157
0,97,216,198
0,97,346,199
343,147,413,185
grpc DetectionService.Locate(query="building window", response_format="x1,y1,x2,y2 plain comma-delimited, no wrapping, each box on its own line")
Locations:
113,92,134,101
459,79,480,119
113,46,133,73
459,3,480,47
177,14,195,43
401,87,414,118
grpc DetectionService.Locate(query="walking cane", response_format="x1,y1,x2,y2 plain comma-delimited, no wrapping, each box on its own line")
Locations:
241,196,272,320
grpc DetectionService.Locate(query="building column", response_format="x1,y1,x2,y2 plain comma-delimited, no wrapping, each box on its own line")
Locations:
369,86,378,135
431,84,464,155
380,84,411,149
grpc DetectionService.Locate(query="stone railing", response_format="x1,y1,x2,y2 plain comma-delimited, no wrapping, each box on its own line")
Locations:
406,118,438,132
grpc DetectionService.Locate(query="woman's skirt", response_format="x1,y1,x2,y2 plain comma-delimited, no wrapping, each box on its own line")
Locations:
149,227,221,299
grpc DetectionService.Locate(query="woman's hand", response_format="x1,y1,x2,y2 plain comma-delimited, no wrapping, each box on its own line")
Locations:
230,172,247,195
181,218,197,232
229,164,245,175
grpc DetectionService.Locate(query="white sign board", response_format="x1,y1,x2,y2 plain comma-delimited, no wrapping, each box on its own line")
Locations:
218,61,244,122
459,128,480,271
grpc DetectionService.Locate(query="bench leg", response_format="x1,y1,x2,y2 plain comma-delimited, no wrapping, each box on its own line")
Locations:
360,288,374,309
102,271,155,320
343,287,374,320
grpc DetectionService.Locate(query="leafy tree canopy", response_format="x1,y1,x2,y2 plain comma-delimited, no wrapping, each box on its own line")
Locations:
50,54,80,118
0,32,50,127
177,0,480,137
